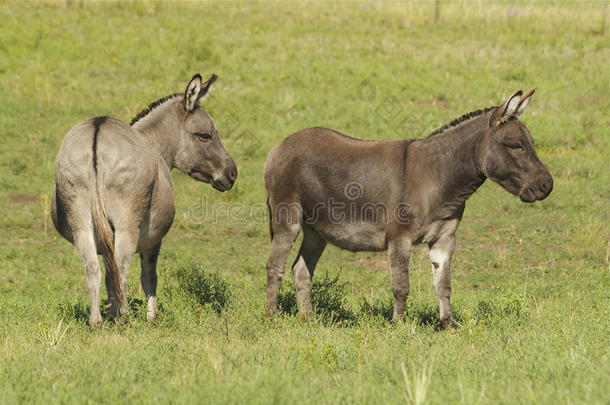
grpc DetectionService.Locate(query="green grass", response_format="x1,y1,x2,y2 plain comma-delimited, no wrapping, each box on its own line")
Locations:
0,1,608,403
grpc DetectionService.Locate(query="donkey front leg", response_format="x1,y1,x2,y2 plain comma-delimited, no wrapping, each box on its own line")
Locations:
140,242,161,321
266,201,303,316
388,236,412,322
429,235,457,328
265,221,300,316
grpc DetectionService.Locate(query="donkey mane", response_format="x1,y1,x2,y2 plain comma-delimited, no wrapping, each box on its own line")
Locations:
129,93,182,126
427,106,495,138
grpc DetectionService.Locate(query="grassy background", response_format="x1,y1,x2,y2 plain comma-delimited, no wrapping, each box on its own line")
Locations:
0,1,608,403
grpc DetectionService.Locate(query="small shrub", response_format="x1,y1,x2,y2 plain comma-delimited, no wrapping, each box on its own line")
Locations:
174,265,231,314
313,273,355,324
57,299,89,323
298,338,354,372
278,272,355,325
277,284,297,315
474,289,528,322
358,295,393,320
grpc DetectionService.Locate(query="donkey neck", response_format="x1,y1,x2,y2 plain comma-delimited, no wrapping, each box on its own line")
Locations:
416,113,490,217
131,98,183,169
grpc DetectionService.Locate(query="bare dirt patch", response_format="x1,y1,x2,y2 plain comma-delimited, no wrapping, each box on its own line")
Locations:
8,193,39,203
411,99,451,109
575,96,602,106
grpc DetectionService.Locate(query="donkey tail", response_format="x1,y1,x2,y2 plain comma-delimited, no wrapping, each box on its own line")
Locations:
267,196,274,241
89,117,125,310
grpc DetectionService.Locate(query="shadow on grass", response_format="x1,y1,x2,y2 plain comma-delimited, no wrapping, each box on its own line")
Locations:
57,268,470,332
406,302,445,330
359,296,463,331
57,265,231,326
277,273,467,331
358,295,394,321
57,296,154,325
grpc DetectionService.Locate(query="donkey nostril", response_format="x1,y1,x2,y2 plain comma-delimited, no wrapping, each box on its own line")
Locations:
539,182,548,192
228,169,237,182
539,176,552,193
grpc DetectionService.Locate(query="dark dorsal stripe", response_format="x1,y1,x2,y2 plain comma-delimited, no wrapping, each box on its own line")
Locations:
427,106,495,138
129,93,182,126
92,116,108,175
310,126,372,142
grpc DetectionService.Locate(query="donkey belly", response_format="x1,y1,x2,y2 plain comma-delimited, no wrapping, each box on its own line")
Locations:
137,204,174,252
51,185,74,244
311,221,387,252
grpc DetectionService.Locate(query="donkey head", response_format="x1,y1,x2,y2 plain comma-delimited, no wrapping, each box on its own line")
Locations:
479,90,553,202
175,74,237,192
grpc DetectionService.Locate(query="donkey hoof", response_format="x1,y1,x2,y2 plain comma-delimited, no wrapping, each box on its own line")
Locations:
391,313,406,324
88,317,103,328
441,317,459,330
146,310,157,322
298,311,314,322
265,306,279,318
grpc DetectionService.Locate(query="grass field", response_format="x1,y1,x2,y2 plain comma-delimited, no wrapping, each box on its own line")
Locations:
0,1,608,403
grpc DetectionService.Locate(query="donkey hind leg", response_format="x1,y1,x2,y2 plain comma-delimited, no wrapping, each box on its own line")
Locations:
388,236,412,322
429,235,457,329
73,229,103,327
265,202,302,316
291,224,326,316
140,242,161,321
104,229,137,318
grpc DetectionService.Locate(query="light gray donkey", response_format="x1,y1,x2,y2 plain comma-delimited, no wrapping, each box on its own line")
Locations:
52,74,237,326
264,90,552,328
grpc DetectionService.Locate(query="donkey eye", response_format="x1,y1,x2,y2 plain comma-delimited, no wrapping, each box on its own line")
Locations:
195,132,212,142
508,143,524,151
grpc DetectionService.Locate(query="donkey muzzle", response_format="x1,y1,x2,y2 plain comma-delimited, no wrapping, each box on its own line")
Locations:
519,173,553,202
212,160,237,192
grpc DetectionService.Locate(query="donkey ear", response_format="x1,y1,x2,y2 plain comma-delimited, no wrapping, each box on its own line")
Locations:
490,90,523,127
197,73,218,102
184,74,203,112
514,89,535,118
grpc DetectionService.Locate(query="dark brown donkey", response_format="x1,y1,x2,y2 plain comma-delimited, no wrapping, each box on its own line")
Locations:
264,90,552,327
